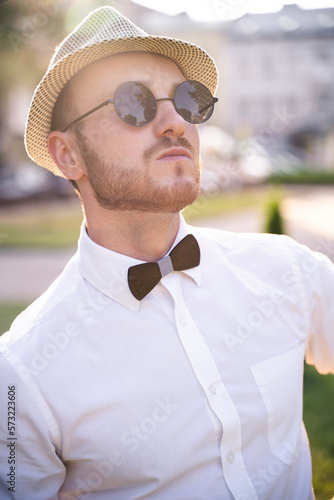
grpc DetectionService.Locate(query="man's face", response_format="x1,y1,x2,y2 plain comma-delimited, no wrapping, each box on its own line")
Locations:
68,52,201,213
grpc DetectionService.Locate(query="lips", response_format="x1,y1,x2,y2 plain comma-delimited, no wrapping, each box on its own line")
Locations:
157,148,192,161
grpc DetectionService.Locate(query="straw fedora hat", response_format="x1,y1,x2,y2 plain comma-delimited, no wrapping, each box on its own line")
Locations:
24,5,218,177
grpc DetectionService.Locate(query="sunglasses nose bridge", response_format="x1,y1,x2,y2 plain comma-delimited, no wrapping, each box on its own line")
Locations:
155,96,182,119
155,97,175,107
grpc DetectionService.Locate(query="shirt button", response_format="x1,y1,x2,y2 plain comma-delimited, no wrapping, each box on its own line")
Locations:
226,451,235,464
208,384,216,395
179,316,187,327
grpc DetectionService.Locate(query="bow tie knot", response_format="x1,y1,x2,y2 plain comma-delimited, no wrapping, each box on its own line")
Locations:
128,234,200,301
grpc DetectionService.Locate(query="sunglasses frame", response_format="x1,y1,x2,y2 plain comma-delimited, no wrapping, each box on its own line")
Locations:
62,80,218,132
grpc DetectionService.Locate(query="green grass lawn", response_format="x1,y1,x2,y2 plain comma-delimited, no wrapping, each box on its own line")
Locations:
183,185,275,223
0,304,333,499
269,169,334,185
0,213,82,248
0,186,278,248
303,364,334,499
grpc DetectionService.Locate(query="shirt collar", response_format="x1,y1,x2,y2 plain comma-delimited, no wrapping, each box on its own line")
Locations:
172,215,202,288
76,214,201,311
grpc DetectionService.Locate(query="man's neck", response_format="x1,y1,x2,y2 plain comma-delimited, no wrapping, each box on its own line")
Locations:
84,207,181,262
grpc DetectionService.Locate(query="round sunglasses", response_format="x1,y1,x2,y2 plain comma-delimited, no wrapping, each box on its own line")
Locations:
62,80,218,132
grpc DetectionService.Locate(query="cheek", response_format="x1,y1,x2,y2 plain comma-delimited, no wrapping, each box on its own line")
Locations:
88,118,119,145
188,126,200,155
90,121,146,164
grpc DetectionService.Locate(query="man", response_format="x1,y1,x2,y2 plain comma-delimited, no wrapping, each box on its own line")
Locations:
0,6,333,500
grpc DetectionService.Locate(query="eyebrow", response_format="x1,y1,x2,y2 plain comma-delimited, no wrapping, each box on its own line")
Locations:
136,78,155,89
135,78,183,96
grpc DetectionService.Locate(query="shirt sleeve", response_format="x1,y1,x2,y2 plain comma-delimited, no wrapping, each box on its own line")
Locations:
0,354,66,499
296,244,334,375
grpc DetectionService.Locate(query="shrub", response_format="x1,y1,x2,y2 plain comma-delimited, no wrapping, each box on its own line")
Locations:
264,195,285,235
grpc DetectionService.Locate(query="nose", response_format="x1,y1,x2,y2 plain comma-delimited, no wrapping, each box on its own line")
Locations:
152,98,187,138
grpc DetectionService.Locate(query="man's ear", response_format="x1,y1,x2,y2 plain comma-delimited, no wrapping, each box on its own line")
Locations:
48,131,85,180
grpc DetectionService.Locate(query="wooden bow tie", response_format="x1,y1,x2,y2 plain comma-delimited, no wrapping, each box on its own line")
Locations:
128,234,200,301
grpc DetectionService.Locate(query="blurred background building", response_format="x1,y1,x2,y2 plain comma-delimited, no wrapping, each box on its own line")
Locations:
0,0,334,201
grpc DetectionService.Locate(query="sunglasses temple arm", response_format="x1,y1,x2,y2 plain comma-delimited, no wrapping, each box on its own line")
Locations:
62,99,115,132
199,97,218,115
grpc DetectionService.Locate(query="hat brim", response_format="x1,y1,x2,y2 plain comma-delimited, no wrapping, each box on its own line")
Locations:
25,36,218,177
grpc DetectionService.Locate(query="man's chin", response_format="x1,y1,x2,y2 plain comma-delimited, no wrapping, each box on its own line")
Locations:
94,189,199,214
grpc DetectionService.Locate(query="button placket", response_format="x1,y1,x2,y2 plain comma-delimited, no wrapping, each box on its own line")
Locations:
160,272,258,500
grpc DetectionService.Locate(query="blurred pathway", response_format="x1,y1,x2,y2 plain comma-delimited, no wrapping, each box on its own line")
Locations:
1,186,334,302
192,186,334,260
0,248,75,302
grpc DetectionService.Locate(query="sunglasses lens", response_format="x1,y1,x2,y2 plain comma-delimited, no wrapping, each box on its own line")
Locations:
175,81,215,124
114,82,156,126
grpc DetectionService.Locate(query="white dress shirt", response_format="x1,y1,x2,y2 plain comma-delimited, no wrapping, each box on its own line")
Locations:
1,214,334,500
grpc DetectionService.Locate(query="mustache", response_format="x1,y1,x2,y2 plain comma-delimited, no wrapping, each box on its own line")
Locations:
142,137,196,162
